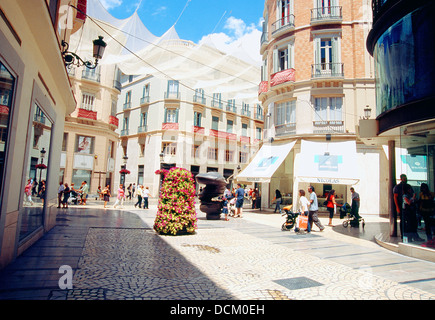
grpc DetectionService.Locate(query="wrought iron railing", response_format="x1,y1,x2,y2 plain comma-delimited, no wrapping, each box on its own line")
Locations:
311,63,344,78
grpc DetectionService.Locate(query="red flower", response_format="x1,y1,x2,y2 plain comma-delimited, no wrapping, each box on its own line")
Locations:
36,163,47,169
119,169,130,174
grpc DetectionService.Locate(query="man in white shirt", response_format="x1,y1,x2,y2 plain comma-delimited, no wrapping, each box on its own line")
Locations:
308,186,325,231
142,186,150,209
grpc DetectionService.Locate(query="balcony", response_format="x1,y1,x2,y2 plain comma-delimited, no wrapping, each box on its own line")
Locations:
311,63,344,79
137,125,147,133
113,80,121,91
162,122,179,130
109,115,119,127
270,68,295,87
140,96,150,105
120,129,129,137
255,112,264,121
209,129,236,140
123,102,131,110
258,81,268,96
311,6,342,25
81,69,100,83
211,100,223,109
313,120,345,134
77,108,97,120
241,109,251,118
193,95,206,105
164,91,180,100
34,114,46,124
275,123,296,136
271,14,295,37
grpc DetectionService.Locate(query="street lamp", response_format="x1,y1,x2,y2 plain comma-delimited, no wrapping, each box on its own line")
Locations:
38,147,47,181
61,36,107,69
364,105,372,119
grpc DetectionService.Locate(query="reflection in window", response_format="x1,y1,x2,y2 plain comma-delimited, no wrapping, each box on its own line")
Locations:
0,61,15,211
20,104,52,241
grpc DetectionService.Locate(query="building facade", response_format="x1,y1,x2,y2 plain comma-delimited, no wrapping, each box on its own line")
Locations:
0,0,79,268
363,0,435,244
241,0,383,213
114,45,265,197
62,64,121,194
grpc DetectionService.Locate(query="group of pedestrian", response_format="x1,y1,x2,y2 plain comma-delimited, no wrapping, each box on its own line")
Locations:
24,178,47,206
57,180,89,208
295,186,325,233
394,174,433,242
133,184,151,209
220,183,246,220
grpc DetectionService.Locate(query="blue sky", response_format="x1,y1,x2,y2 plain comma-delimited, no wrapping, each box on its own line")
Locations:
99,0,264,64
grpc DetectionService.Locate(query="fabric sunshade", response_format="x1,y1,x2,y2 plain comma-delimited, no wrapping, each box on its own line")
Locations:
296,140,359,185
236,141,296,183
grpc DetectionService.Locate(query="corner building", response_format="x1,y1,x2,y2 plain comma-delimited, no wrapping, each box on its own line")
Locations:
362,0,435,242
240,0,384,214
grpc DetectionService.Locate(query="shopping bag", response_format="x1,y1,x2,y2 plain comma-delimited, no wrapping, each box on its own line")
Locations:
297,215,308,230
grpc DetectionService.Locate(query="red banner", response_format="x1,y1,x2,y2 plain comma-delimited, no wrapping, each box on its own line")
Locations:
162,123,179,130
270,68,295,87
258,81,268,94
76,0,87,21
209,129,237,140
77,108,97,120
109,115,119,127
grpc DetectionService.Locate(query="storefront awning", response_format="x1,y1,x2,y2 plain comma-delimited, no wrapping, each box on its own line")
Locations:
296,140,359,185
236,141,296,183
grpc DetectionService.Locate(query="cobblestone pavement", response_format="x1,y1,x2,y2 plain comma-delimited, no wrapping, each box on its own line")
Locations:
1,200,435,300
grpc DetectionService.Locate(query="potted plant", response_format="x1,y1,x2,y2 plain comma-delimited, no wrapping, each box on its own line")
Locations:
153,167,197,235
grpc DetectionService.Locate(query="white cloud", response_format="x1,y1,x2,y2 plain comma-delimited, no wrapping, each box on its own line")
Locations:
199,16,262,66
152,6,167,16
99,0,123,10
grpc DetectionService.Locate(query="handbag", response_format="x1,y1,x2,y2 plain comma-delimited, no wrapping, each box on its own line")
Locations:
297,215,308,229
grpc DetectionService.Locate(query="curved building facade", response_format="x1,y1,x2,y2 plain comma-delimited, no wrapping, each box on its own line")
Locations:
244,0,383,214
363,0,435,246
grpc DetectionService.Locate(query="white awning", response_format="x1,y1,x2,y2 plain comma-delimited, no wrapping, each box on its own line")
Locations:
236,141,296,183
296,140,359,185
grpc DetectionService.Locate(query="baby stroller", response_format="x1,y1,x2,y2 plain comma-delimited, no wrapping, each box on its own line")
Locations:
340,202,365,228
281,205,297,231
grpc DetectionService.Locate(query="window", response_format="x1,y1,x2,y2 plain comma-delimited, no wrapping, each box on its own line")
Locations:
275,0,293,29
275,101,296,126
194,111,202,127
122,116,129,130
194,88,205,103
167,80,179,98
162,142,176,156
242,123,248,137
140,112,147,127
239,151,248,163
256,127,262,140
124,90,131,109
212,116,219,130
81,93,95,110
227,119,233,133
314,97,343,122
313,35,341,76
208,147,218,160
0,61,14,202
225,150,234,162
62,133,68,151
75,135,94,154
111,100,117,116
212,93,222,108
165,108,178,123
138,165,144,185
192,144,200,158
273,42,294,73
143,84,150,99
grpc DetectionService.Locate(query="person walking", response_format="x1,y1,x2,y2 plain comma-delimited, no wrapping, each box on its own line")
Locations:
57,182,64,208
142,186,150,209
308,186,324,231
221,196,230,221
102,185,111,208
298,189,311,232
24,179,34,206
81,181,89,205
418,183,435,241
62,183,70,208
127,183,132,200
113,184,125,209
273,189,282,213
134,184,143,208
350,187,360,219
235,183,245,218
326,189,339,226
251,188,257,209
